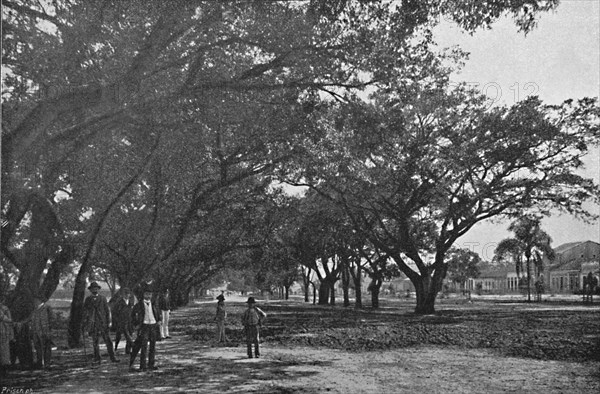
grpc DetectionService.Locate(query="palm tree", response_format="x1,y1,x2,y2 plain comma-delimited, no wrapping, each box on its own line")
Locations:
495,216,555,302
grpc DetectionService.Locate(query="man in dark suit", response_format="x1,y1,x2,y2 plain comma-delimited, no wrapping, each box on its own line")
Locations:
112,287,134,354
82,282,119,363
129,283,161,372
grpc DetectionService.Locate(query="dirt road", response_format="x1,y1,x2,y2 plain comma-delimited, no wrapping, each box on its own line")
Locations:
3,297,599,393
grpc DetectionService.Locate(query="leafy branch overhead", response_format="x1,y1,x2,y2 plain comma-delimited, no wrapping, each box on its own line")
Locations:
1,0,595,324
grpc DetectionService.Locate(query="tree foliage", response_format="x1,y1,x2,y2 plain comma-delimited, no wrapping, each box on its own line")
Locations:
1,0,572,333
288,84,599,313
494,215,555,301
446,248,482,289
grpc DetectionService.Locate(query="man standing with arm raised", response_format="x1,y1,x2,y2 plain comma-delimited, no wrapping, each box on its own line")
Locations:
241,297,266,359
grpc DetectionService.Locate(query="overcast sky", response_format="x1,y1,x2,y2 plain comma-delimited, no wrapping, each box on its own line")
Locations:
433,0,600,259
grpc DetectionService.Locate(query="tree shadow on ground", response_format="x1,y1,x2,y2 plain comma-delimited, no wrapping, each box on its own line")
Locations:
3,298,599,393
3,336,329,393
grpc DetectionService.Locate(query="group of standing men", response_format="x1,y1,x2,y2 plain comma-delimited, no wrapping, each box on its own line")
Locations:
214,293,267,358
1,284,268,377
82,281,172,372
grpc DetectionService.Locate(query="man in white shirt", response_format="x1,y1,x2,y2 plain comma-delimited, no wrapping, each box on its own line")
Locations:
129,284,161,372
158,289,171,340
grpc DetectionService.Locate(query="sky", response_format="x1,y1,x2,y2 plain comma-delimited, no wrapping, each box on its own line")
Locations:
432,0,600,259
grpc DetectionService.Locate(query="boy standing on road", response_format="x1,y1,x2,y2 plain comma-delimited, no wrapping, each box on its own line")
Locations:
215,293,227,343
241,297,266,358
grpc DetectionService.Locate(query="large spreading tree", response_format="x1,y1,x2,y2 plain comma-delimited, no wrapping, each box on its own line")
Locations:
289,87,599,313
2,0,575,339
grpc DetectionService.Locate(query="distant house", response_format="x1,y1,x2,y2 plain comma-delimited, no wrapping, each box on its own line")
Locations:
462,240,600,295
466,267,515,294
547,240,600,293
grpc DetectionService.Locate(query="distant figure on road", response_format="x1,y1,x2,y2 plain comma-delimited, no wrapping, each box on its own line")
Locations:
215,293,228,343
82,282,119,364
130,283,161,372
241,297,266,359
113,287,134,354
158,289,172,340
30,296,53,369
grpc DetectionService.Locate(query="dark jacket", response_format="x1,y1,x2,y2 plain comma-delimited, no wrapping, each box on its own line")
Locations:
158,293,171,311
131,300,161,327
112,298,133,332
82,294,111,334
241,306,266,327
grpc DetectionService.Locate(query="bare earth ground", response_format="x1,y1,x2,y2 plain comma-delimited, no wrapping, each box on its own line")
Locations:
3,295,599,393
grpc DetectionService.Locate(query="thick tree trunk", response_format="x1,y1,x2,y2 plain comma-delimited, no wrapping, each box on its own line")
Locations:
413,272,442,314
340,255,350,307
67,266,89,348
414,287,437,314
7,287,35,368
39,246,73,300
302,268,311,302
4,191,67,305
5,193,69,364
371,287,379,308
342,277,350,307
329,281,336,305
303,280,310,302
526,257,532,302
352,263,362,309
370,279,382,309
318,281,330,305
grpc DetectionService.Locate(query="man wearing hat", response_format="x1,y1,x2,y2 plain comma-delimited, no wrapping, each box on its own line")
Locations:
129,282,161,371
82,281,119,363
214,293,227,343
241,297,266,358
112,287,134,354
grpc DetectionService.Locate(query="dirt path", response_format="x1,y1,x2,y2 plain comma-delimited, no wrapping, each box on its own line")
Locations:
3,300,599,393
6,341,598,393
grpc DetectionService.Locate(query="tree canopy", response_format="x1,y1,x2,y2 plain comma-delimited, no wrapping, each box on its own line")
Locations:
287,85,598,312
2,0,590,331
446,248,482,289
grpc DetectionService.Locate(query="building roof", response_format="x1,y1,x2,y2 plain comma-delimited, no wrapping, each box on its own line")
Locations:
475,241,599,278
549,260,585,272
550,240,600,271
550,260,599,272
479,267,512,278
554,240,599,254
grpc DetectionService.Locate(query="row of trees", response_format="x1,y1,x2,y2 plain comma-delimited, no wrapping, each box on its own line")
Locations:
2,0,598,350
